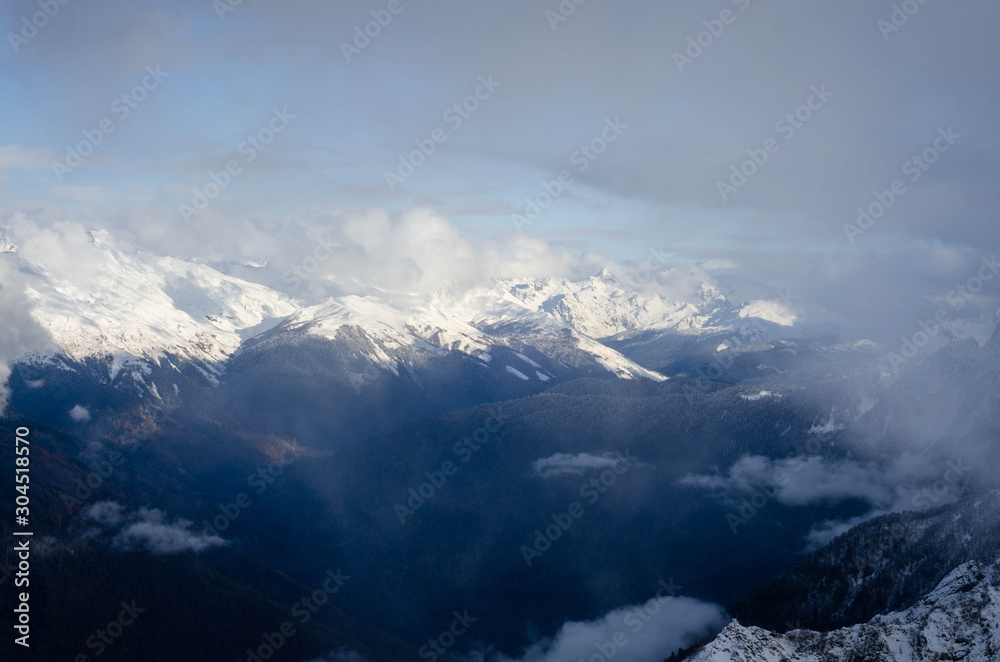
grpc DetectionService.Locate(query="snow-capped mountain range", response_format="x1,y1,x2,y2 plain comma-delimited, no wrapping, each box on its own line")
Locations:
6,225,997,399
3,227,830,387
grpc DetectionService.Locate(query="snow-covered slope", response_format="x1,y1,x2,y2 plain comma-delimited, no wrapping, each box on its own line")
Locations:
17,229,296,376
265,289,666,382
688,558,1000,661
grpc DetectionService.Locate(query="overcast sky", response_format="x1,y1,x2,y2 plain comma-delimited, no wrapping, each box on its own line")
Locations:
1,0,998,335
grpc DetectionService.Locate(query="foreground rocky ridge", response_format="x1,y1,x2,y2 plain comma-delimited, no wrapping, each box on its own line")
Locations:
688,557,1000,661
731,492,1000,633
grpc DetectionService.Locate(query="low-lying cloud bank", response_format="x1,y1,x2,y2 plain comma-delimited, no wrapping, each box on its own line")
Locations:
680,452,973,549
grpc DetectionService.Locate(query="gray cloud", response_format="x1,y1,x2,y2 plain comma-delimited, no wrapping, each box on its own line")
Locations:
679,455,887,506
679,454,943,509
3,0,997,243
681,451,976,551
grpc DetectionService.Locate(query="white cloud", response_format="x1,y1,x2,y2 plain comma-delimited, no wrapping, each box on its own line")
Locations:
277,206,582,300
84,502,227,555
493,595,728,662
69,404,91,422
113,517,226,554
84,501,125,527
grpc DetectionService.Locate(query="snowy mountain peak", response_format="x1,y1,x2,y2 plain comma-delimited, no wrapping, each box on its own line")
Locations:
494,273,723,340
